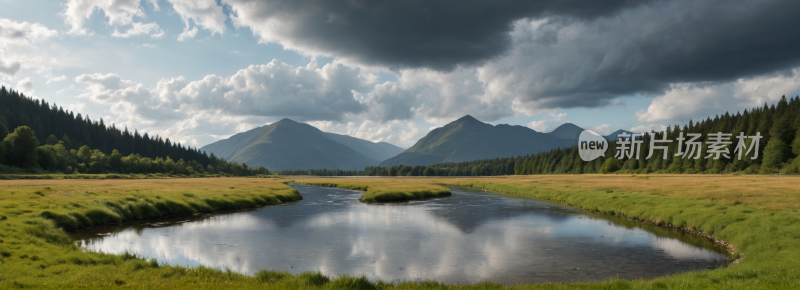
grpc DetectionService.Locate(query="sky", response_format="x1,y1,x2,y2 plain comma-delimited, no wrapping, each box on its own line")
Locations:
1,0,799,149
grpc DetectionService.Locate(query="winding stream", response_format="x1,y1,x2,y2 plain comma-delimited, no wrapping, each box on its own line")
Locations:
70,184,728,285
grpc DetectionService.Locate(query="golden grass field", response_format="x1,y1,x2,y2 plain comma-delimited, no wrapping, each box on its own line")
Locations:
0,174,798,289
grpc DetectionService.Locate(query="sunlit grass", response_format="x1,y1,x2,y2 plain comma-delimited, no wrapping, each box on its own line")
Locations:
1,175,799,288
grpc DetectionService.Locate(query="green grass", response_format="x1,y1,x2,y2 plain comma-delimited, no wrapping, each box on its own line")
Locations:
1,175,799,288
437,177,800,289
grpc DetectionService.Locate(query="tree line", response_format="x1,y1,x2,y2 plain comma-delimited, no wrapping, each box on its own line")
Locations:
0,86,211,165
514,95,800,175
274,169,365,176
0,86,269,176
360,156,522,176
0,124,269,175
274,157,522,177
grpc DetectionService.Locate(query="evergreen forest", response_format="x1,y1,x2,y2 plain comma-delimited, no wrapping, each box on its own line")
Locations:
0,86,268,176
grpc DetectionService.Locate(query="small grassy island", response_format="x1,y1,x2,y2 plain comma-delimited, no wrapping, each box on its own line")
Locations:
296,178,452,203
0,174,798,289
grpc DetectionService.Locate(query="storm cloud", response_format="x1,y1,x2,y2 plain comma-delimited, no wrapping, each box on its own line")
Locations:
222,0,800,112
225,0,654,70
436,0,800,111
31,0,800,147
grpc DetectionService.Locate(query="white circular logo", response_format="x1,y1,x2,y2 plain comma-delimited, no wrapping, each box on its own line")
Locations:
578,130,608,161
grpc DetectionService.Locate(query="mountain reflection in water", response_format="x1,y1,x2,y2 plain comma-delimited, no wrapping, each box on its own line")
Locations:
71,184,728,285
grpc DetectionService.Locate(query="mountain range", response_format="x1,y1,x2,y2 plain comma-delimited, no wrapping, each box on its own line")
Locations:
200,119,404,170
379,116,632,167
201,116,635,170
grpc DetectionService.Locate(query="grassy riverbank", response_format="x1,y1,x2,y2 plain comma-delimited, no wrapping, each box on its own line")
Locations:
439,175,800,289
295,177,452,202
1,175,798,288
294,175,800,289
0,178,304,288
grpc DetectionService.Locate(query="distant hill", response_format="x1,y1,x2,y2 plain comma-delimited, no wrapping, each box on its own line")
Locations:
547,123,585,140
547,124,636,141
378,115,576,167
604,129,637,141
200,119,402,170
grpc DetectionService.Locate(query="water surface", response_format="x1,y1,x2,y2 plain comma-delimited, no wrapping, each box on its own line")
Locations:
71,184,728,285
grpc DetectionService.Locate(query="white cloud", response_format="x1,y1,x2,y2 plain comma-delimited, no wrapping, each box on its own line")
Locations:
166,0,226,39
586,124,613,135
112,22,165,38
526,120,549,132
57,84,77,94
308,119,421,148
358,67,515,124
71,60,374,146
67,102,85,113
151,60,367,120
47,75,67,84
0,18,59,42
75,72,147,104
63,0,145,35
16,77,34,96
147,0,160,11
76,73,137,91
628,124,667,134
525,112,569,132
0,59,21,78
635,68,800,123
177,26,198,41
0,19,58,78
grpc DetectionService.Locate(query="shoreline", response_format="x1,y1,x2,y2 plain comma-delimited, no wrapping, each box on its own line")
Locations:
4,176,793,288
451,181,748,265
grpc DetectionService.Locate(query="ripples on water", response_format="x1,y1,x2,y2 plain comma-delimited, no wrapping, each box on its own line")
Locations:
71,184,728,285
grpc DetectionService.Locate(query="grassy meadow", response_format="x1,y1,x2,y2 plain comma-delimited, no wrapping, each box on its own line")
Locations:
0,175,798,288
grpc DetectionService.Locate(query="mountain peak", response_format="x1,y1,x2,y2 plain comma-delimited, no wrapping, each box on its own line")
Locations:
454,115,481,123
200,119,400,170
548,123,585,140
276,118,298,124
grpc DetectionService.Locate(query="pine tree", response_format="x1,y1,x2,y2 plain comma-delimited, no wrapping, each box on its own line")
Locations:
793,127,800,157
761,138,788,174
0,120,8,139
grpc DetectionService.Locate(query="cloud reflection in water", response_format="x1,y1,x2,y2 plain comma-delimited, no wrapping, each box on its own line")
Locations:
75,185,727,285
